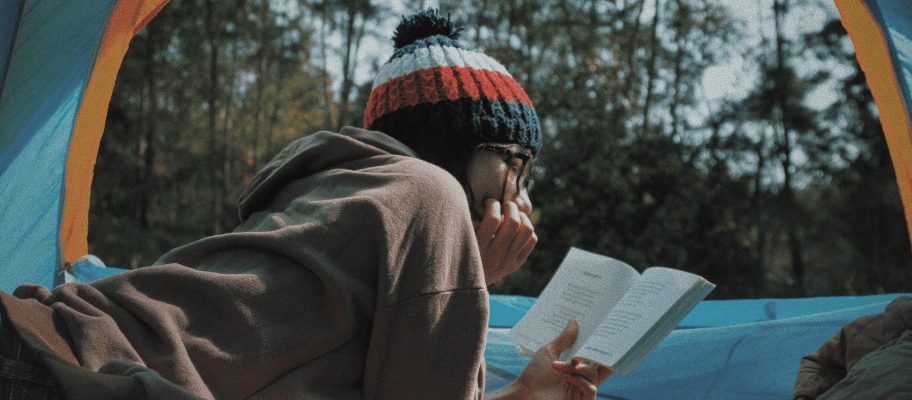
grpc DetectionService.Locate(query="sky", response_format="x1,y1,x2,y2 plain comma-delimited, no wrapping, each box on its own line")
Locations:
278,0,873,190
315,0,849,106
701,0,846,102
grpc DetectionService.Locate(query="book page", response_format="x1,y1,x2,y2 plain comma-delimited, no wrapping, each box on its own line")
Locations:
573,267,704,370
508,248,641,359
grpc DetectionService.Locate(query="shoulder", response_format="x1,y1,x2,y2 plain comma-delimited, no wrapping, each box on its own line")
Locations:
371,156,470,218
366,157,484,304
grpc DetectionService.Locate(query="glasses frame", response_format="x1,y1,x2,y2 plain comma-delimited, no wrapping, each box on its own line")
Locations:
476,143,535,195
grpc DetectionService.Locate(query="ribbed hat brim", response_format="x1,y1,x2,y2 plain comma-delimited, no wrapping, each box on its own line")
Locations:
368,96,540,156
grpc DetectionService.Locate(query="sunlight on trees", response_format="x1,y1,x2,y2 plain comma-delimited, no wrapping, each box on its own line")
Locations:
91,0,912,298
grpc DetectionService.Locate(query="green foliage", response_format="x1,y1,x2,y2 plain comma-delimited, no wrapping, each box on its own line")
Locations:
90,0,327,268
91,0,911,298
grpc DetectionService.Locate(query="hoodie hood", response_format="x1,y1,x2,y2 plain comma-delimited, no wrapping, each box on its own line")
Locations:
237,127,418,221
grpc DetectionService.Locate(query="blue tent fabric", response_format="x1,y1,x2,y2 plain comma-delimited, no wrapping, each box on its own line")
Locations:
53,265,912,398
0,0,167,293
834,0,912,238
485,293,911,399
864,0,912,114
60,255,123,284
0,0,116,292
52,263,912,398
0,1,19,88
1,0,911,397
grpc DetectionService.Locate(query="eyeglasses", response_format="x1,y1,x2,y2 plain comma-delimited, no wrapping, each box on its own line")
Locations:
476,144,535,194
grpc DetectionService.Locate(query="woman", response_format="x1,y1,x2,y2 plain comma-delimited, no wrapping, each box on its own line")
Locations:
0,9,611,400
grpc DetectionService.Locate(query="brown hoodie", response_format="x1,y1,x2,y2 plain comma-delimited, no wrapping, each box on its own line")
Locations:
1,127,488,400
793,295,912,399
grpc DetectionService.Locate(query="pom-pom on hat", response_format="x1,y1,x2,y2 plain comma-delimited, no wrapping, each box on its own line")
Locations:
364,9,542,171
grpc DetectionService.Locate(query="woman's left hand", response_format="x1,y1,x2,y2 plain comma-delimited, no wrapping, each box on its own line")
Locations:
485,319,613,400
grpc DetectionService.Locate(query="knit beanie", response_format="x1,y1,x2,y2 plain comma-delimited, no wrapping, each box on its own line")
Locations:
364,9,542,178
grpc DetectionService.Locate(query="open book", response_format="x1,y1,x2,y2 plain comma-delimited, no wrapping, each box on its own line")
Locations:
508,247,715,376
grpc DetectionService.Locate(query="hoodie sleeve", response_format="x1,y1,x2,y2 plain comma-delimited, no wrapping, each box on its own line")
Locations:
794,296,912,400
2,128,489,400
359,157,488,400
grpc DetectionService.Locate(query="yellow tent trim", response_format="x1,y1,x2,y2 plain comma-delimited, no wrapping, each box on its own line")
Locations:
834,0,912,244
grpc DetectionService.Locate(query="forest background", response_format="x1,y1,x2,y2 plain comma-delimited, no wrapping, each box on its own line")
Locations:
90,0,912,299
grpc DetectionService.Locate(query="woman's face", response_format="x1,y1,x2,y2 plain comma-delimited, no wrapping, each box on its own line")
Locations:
464,143,537,285
464,143,534,225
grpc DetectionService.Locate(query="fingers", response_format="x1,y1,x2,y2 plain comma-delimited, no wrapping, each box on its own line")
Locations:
553,359,614,388
560,373,598,399
553,361,610,400
475,199,536,285
475,198,501,245
514,212,537,265
554,362,614,400
489,201,527,273
594,365,614,384
550,319,614,393
548,318,579,354
490,200,521,257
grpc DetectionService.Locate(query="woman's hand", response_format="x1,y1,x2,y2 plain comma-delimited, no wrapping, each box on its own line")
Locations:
485,319,613,400
474,198,537,286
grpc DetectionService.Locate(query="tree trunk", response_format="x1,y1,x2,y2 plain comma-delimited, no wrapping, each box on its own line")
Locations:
206,0,223,235
335,9,357,130
319,12,336,131
773,0,804,296
622,0,647,98
140,28,157,230
670,0,685,140
641,0,661,137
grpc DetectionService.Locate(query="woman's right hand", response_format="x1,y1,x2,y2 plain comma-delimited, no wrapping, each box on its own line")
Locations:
473,198,536,286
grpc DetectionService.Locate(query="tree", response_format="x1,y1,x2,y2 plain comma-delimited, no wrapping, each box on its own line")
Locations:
308,0,388,131
91,0,327,269
442,0,753,298
802,19,912,294
92,0,911,299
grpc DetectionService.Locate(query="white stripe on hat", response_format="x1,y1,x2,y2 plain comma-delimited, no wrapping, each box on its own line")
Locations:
372,44,513,90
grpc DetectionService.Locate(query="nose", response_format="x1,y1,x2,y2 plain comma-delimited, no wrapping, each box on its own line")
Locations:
512,187,533,215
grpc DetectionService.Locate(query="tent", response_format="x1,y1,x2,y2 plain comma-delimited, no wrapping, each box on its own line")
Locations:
484,293,906,398
0,0,909,399
0,0,168,292
837,0,912,240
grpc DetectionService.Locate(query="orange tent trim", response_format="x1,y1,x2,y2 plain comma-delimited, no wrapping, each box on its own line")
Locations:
834,0,912,245
60,0,169,265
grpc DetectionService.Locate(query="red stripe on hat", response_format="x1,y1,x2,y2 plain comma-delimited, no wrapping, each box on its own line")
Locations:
365,66,533,129
387,77,402,114
437,67,461,101
365,83,388,128
488,68,533,106
455,67,480,99
417,68,439,104
473,68,499,100
400,72,420,108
